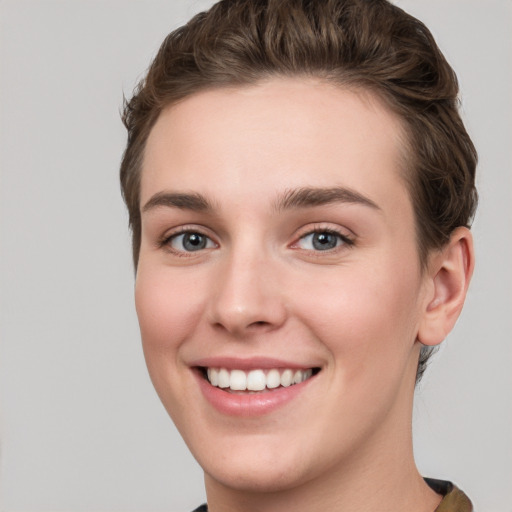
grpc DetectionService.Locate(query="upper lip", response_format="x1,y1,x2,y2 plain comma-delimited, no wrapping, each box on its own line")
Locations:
189,356,321,371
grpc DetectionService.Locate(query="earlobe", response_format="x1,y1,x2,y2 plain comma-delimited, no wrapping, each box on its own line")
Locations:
417,227,475,346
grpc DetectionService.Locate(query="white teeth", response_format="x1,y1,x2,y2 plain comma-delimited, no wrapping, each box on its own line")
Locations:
206,367,315,391
207,368,218,386
280,369,293,387
229,370,247,391
266,369,281,389
218,368,230,388
247,369,266,391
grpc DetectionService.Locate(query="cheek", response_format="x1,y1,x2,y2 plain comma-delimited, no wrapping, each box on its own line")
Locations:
293,262,423,374
134,265,205,357
134,264,211,424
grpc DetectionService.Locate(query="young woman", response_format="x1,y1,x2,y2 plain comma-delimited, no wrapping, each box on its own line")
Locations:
120,1,477,510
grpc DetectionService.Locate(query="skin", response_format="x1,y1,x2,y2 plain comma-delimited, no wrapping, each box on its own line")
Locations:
135,79,474,512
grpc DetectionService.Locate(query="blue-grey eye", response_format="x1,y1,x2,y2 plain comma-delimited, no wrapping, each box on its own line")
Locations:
170,232,214,252
297,231,344,251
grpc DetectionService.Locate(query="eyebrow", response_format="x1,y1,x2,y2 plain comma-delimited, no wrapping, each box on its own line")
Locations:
274,186,380,211
142,191,214,213
141,186,380,215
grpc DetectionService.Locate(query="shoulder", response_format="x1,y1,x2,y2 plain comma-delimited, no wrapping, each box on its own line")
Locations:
191,481,472,512
190,505,208,512
425,478,473,512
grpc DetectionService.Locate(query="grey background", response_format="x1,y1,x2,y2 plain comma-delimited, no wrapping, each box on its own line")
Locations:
0,1,510,511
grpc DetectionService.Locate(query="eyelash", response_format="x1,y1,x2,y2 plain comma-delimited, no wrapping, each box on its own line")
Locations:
292,226,355,254
159,225,354,257
159,227,217,257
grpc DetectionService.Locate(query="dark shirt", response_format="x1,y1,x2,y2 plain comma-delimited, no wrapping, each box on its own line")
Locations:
425,479,473,512
191,479,473,512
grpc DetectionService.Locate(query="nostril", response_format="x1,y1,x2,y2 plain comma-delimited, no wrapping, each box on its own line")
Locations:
249,320,271,328
208,292,287,335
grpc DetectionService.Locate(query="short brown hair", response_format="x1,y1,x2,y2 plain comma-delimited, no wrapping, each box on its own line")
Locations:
120,0,477,381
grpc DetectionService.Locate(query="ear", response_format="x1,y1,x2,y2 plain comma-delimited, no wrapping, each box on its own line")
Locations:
417,227,475,346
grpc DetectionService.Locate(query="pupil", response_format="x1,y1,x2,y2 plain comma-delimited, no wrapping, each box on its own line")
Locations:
184,233,206,251
312,232,337,250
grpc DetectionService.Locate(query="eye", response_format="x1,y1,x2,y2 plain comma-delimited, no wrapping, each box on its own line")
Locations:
296,230,351,251
168,231,216,252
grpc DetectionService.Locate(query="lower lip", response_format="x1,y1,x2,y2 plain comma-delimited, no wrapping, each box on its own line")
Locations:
194,371,316,417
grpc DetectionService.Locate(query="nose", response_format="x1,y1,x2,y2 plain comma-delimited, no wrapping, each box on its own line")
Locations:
207,247,287,337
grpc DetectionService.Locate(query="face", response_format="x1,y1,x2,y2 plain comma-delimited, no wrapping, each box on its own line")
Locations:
136,79,432,494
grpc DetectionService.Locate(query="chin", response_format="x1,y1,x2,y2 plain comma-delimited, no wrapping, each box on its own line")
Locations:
202,453,312,494
188,424,343,496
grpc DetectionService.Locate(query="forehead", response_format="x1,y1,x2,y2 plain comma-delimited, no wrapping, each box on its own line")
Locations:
141,79,409,210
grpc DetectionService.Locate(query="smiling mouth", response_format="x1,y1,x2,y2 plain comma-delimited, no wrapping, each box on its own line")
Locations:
199,367,321,393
